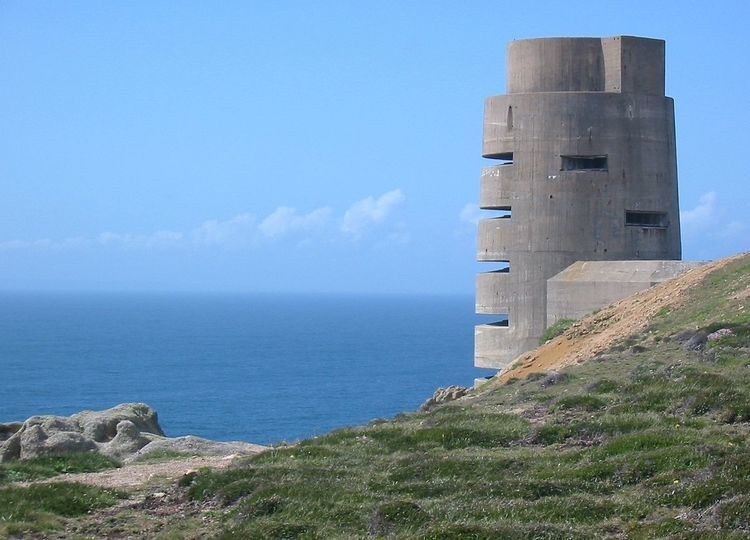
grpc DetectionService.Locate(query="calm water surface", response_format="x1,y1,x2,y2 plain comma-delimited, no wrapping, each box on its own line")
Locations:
0,293,494,444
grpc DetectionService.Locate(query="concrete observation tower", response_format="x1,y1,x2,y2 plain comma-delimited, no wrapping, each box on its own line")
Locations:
475,36,681,370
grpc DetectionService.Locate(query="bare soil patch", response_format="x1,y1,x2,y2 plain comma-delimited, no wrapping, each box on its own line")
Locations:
496,254,746,383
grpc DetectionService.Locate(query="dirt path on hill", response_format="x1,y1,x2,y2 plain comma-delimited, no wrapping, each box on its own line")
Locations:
496,253,747,383
20,448,266,490
42,456,237,488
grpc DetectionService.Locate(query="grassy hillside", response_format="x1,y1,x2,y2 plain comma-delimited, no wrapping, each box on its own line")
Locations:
1,253,748,538
182,254,750,538
0,454,123,536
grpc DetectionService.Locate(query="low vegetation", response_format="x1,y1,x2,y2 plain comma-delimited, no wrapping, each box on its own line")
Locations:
130,448,193,463
0,452,120,485
3,254,749,538
539,318,576,345
180,254,750,538
0,453,123,536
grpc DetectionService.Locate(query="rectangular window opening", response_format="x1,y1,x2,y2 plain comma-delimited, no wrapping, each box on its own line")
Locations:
476,314,509,327
625,210,668,228
481,261,510,273
561,155,608,171
482,206,512,219
486,151,513,165
486,208,511,219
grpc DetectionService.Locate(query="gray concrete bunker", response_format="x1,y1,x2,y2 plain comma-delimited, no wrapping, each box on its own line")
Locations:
475,36,681,370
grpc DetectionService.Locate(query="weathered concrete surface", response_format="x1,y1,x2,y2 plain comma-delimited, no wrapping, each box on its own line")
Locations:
546,260,704,325
475,36,682,369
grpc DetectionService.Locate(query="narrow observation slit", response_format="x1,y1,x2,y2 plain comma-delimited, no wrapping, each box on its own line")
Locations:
486,151,513,165
625,210,668,228
485,208,511,219
481,261,510,273
561,155,608,171
477,314,509,327
506,106,513,130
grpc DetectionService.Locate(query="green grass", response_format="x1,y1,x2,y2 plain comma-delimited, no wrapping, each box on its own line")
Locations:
0,482,125,535
3,254,747,537
130,448,193,463
0,453,123,535
0,453,120,485
176,254,750,538
539,318,576,344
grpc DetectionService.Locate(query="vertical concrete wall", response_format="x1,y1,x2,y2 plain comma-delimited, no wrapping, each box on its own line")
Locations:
546,260,703,326
475,36,681,370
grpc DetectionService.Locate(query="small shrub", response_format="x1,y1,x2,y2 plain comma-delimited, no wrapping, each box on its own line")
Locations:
237,495,283,518
178,471,198,487
185,467,255,501
539,319,576,344
368,500,430,536
0,482,123,521
555,395,606,412
587,378,620,393
222,522,312,539
533,424,573,445
599,431,681,456
540,371,570,387
517,495,621,524
717,495,750,529
0,453,120,484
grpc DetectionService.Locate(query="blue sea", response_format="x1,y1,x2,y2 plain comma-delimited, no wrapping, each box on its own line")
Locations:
0,293,494,445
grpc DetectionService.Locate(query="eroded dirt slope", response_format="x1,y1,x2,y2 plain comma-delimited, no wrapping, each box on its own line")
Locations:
495,253,749,383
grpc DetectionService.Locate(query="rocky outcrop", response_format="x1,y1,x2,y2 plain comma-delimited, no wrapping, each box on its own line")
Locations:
73,403,164,441
419,385,470,412
131,435,262,462
0,403,265,463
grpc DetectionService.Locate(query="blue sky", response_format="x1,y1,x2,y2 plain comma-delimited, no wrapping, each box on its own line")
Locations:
1,1,747,293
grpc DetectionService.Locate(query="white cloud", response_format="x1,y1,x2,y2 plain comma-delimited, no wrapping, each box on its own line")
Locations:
192,213,257,247
679,191,747,260
1,191,409,252
97,230,184,248
259,206,331,238
0,230,185,252
341,189,405,235
680,191,716,229
0,238,52,251
459,203,483,225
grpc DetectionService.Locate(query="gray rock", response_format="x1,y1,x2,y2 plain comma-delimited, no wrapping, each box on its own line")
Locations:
27,432,98,459
0,435,21,462
0,422,23,443
0,403,265,463
676,329,709,351
73,403,164,442
419,385,470,412
17,425,98,459
686,330,708,351
18,424,48,459
100,420,154,460
540,371,567,387
24,415,80,433
130,435,261,463
707,328,734,341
